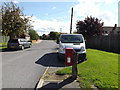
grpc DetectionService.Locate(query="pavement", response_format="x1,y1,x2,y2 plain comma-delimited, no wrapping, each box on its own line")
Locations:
36,66,81,89
35,43,99,90
36,40,81,89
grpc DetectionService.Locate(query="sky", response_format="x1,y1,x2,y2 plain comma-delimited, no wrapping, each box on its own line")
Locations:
2,0,119,36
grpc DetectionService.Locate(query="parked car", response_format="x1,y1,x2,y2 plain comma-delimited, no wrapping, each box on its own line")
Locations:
57,34,86,62
7,38,31,50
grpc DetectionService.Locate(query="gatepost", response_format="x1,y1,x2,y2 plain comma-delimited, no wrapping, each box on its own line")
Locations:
72,50,78,79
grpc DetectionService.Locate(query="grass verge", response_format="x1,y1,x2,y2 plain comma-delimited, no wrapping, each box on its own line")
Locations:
56,49,118,88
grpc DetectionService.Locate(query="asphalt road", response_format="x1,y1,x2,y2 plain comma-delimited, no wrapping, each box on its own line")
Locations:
2,40,59,88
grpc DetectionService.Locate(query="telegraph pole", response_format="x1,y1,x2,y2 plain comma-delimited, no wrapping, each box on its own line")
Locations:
70,7,73,34
60,28,62,33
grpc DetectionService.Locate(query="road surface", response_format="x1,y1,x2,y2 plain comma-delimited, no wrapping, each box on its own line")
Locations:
2,40,59,88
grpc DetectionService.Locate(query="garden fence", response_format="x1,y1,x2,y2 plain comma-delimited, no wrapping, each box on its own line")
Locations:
87,35,120,53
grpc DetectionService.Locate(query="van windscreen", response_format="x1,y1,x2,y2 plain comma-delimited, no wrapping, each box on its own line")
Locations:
60,35,83,43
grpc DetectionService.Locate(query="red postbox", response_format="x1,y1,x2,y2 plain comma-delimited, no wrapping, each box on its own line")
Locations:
65,48,74,66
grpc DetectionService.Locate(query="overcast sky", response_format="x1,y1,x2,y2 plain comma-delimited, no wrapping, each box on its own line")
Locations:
2,0,119,36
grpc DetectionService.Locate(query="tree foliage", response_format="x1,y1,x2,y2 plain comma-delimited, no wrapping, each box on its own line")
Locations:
76,16,104,38
1,2,32,38
41,31,60,40
41,34,47,40
28,29,39,40
49,31,60,40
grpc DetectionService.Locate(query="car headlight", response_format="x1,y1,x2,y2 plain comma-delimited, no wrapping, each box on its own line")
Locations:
60,45,65,52
81,46,85,51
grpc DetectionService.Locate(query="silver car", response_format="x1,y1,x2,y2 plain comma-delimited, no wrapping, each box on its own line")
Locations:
7,38,31,50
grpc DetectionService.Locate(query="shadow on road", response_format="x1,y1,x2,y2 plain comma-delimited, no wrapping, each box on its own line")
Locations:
0,47,31,52
35,52,65,67
40,76,75,89
0,48,18,52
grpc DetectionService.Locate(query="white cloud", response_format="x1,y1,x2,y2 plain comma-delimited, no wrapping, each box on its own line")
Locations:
12,0,19,3
73,0,118,26
52,6,56,9
102,0,119,4
76,0,119,4
30,16,70,36
119,2,120,26
25,0,119,36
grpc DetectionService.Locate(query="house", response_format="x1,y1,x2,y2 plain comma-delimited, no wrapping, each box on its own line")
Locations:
102,26,120,35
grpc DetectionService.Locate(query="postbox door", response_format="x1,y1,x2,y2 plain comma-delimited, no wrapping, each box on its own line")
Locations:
65,48,74,66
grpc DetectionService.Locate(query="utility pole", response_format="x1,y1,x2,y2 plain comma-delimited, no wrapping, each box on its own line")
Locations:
60,28,62,33
70,7,73,34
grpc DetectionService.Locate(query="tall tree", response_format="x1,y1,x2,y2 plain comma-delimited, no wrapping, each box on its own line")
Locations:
1,2,32,39
76,16,104,38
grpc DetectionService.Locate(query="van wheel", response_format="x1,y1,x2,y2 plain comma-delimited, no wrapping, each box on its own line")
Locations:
21,46,24,50
29,45,31,48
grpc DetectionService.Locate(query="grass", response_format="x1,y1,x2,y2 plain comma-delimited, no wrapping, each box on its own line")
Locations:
56,49,119,88
0,42,7,49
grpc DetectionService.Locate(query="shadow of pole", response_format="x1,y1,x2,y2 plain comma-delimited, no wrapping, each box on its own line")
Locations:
40,76,75,89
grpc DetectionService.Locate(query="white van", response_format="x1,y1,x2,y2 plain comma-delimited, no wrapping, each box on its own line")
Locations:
58,34,86,62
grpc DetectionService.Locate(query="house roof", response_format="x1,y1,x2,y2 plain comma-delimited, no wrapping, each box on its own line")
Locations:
103,26,120,31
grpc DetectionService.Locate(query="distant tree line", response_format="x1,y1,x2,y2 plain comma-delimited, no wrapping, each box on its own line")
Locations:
40,31,60,40
40,16,104,40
